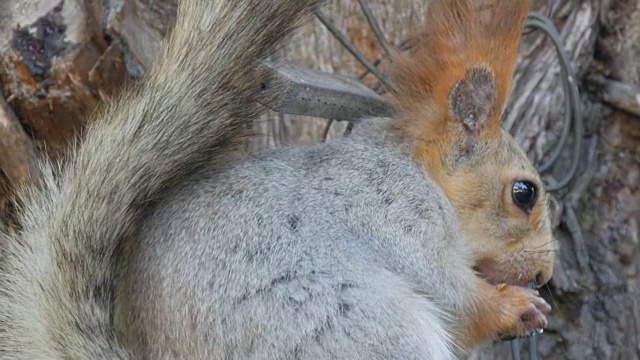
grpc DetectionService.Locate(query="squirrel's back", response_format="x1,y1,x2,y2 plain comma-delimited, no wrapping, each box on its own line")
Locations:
116,119,460,358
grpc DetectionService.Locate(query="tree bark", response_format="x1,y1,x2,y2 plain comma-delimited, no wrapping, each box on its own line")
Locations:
1,0,639,359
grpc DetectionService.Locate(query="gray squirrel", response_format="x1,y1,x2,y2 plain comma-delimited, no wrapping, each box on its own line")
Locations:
0,0,556,358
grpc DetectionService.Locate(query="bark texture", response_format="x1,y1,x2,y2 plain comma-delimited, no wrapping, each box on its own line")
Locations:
1,0,639,358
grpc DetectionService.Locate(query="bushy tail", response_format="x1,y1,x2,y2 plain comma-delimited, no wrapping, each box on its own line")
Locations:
0,0,320,358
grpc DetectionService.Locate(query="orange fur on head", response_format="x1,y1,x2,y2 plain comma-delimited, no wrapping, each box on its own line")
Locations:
389,0,532,185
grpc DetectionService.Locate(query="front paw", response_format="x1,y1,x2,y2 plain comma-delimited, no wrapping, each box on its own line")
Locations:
494,284,551,339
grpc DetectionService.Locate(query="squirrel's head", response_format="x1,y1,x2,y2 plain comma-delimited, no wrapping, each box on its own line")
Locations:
390,0,556,288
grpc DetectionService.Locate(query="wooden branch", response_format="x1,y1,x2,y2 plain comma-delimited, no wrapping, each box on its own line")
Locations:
591,75,640,118
0,93,41,188
0,1,134,163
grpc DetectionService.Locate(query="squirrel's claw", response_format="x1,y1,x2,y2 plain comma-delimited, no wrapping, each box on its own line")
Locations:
497,286,552,339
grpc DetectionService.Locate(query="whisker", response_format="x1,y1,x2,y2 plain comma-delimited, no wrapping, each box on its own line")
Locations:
521,249,558,255
542,283,558,309
526,239,557,251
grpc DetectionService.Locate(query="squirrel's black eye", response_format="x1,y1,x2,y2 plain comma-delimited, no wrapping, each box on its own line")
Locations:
512,180,537,213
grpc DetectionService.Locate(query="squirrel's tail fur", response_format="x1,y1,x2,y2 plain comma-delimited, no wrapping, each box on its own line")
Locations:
0,0,319,358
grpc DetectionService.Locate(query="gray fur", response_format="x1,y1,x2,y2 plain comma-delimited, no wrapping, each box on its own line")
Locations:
116,119,469,358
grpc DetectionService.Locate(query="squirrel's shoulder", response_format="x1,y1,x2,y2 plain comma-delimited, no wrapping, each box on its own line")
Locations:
148,119,443,218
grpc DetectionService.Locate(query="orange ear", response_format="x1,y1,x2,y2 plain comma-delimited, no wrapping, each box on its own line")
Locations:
390,0,531,161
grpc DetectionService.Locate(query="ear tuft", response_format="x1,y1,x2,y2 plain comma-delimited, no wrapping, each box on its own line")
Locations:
389,0,532,140
449,67,496,134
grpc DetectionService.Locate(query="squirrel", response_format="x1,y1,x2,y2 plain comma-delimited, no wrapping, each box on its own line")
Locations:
0,0,556,358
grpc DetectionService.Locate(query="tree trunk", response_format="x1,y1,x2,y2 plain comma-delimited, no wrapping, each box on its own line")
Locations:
1,0,639,358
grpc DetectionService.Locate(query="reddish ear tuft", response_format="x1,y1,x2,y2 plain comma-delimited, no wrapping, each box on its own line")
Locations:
389,0,532,139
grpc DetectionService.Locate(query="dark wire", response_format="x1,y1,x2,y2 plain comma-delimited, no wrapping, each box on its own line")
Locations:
524,12,583,192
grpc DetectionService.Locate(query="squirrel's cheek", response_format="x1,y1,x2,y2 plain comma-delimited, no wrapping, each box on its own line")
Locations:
474,258,507,286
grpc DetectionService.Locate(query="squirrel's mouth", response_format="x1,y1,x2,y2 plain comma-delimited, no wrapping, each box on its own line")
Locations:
473,258,534,288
